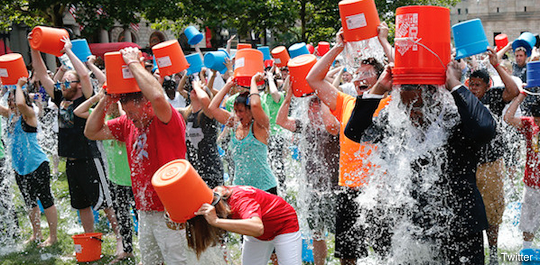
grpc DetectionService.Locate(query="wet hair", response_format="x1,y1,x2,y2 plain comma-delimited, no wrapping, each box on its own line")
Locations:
118,92,144,104
186,193,230,259
162,76,177,91
515,47,527,54
470,69,490,85
234,91,251,109
361,57,384,78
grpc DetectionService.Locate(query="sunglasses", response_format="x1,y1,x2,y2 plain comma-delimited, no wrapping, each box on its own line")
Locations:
54,80,80,90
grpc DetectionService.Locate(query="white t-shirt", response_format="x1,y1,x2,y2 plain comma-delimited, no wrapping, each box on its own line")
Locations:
166,91,187,109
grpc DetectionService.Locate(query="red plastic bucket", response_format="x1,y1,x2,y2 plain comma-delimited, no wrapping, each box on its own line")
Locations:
317,42,330,56
104,51,143,94
237,43,252,50
152,40,189,77
393,6,451,85
72,232,103,262
288,54,317,97
29,26,69,57
234,49,264,87
495,34,508,51
339,0,380,42
0,53,28,86
271,46,290,67
152,159,213,223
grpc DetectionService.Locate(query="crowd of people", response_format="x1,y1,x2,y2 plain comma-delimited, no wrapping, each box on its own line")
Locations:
2,8,540,265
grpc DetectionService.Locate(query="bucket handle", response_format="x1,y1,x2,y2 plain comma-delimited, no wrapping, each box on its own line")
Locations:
395,37,447,71
521,88,540,96
89,236,103,243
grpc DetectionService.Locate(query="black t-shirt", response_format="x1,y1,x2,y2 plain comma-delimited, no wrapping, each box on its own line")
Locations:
295,119,339,191
478,87,506,164
185,110,223,188
53,90,99,158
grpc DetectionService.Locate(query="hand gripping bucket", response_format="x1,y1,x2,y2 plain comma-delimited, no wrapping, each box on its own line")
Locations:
71,39,92,63
72,232,103,262
186,54,203,75
234,49,264,87
393,6,451,85
271,46,290,67
289,43,310,59
0,53,28,86
29,26,69,57
288,54,317,97
495,34,509,51
204,50,230,73
152,159,213,223
338,0,380,42
452,19,489,60
184,26,204,45
152,40,189,77
104,52,142,94
317,41,330,56
237,43,252,50
526,61,540,88
513,32,536,57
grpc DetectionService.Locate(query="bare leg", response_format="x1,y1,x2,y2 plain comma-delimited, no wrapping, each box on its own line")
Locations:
39,205,58,247
79,207,94,233
524,232,535,243
104,207,123,256
313,238,328,265
26,206,42,244
341,258,356,265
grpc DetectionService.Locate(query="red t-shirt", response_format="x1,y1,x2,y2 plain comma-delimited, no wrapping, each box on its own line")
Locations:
519,117,540,189
227,186,299,241
107,106,187,211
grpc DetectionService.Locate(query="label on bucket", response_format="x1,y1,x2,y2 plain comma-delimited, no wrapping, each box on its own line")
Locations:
395,13,419,56
346,13,367,30
235,58,245,68
122,66,135,79
0,68,7,77
74,244,82,253
157,56,172,68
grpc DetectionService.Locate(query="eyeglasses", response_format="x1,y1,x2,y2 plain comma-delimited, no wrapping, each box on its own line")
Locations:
54,80,80,90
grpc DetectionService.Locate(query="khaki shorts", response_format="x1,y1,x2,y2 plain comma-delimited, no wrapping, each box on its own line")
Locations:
476,158,505,226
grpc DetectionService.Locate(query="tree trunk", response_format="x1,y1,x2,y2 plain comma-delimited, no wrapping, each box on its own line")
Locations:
300,0,307,42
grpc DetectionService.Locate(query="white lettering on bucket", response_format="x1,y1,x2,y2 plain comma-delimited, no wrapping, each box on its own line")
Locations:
235,58,245,68
157,56,172,68
74,244,82,253
346,13,367,30
395,13,419,56
275,58,281,64
122,66,135,79
0,68,8,77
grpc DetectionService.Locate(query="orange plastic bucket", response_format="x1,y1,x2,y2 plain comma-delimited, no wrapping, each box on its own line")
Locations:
104,51,142,94
393,6,451,85
495,34,508,51
234,49,264,87
0,53,28,86
237,43,252,50
152,159,213,223
317,42,330,56
29,26,69,57
152,40,189,77
339,0,380,42
288,54,317,97
271,46,290,67
72,232,103,262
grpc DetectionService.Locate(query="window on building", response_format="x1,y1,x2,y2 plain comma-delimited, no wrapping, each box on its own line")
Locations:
524,6,527,12
458,8,461,15
466,8,468,14
497,7,499,13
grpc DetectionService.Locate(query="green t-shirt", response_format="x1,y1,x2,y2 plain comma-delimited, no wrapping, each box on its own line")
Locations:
103,115,131,186
261,92,284,135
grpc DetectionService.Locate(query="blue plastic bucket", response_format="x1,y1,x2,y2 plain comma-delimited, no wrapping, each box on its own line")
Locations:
513,32,536,57
527,61,540,88
257,46,272,61
289,43,310,59
184,26,204,45
302,237,314,263
520,249,540,265
186,53,203,75
452,19,489,60
71,39,92,62
204,50,229,72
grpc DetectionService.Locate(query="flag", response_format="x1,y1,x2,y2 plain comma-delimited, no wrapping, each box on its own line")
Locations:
69,4,77,19
130,23,140,32
96,7,104,15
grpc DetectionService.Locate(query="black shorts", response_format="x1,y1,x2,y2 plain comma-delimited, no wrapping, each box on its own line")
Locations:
66,158,112,210
334,187,368,259
441,231,484,265
15,161,55,209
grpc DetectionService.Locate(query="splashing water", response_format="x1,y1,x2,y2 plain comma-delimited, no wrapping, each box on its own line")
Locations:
342,37,385,73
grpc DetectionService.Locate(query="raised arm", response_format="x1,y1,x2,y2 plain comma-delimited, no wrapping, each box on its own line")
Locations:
85,94,117,140
504,92,526,129
486,47,519,102
53,65,67,82
321,103,340,135
331,67,344,90
209,78,234,125
196,203,263,237
377,22,394,63
86,55,106,86
496,42,512,61
306,29,344,111
120,47,172,124
177,70,189,100
266,69,281,103
29,33,56,99
61,37,93,99
74,91,103,119
192,80,214,119
275,78,296,132
250,73,270,130
15,78,37,127
226,35,236,56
